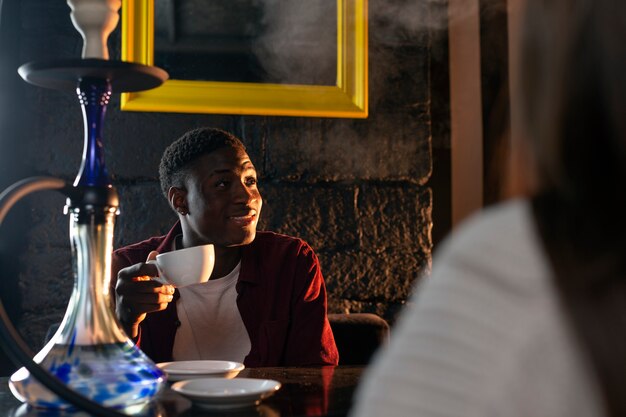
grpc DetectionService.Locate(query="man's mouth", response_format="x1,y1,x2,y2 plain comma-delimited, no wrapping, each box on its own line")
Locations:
228,210,257,225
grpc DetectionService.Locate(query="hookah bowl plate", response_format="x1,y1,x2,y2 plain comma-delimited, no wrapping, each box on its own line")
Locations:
17,58,168,92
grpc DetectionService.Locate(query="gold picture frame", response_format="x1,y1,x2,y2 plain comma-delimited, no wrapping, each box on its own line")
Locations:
120,0,368,118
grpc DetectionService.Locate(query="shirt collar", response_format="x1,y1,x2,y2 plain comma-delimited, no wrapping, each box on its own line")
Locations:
155,221,182,254
238,239,260,285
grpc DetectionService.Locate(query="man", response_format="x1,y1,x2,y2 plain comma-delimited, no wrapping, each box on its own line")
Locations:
112,127,338,367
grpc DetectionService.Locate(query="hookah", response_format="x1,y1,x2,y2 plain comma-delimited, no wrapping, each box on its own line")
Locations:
0,0,168,414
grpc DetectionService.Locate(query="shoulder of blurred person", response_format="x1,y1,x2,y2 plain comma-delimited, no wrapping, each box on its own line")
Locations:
431,198,548,295
350,198,604,417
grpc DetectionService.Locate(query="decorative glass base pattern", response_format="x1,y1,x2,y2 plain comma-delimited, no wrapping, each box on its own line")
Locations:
9,342,164,410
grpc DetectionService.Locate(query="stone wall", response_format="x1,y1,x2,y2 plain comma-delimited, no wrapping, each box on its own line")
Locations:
0,0,437,373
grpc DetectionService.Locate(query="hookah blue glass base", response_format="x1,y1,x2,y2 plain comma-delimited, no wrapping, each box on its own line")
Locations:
2,59,168,411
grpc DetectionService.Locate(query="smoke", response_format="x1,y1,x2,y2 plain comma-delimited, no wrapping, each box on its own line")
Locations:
253,0,337,85
371,0,507,36
153,0,508,89
372,0,447,40
251,0,507,105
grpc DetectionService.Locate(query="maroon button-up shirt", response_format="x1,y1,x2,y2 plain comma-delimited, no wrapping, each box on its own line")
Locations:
111,223,339,367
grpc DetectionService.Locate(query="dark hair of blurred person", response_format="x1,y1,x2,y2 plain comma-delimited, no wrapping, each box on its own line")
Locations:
522,0,626,414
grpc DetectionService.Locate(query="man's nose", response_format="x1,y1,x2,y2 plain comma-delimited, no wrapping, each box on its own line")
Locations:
233,181,257,203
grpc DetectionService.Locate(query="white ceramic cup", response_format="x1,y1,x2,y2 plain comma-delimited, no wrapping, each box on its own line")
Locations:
147,244,215,287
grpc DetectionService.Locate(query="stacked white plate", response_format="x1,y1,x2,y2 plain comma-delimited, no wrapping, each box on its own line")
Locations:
171,377,282,410
157,360,281,410
157,360,245,381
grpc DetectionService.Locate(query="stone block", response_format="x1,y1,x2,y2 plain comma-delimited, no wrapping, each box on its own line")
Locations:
319,247,431,304
18,247,73,314
19,92,84,179
23,191,70,249
265,113,431,182
369,43,430,111
105,113,267,180
258,182,358,252
357,185,432,252
114,183,177,248
19,310,66,351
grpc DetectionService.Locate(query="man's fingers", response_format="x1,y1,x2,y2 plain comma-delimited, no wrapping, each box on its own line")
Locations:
126,292,174,304
133,275,152,282
117,280,174,295
113,258,174,337
117,262,159,283
123,300,171,315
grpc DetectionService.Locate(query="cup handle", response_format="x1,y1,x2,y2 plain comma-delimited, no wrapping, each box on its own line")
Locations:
145,259,168,285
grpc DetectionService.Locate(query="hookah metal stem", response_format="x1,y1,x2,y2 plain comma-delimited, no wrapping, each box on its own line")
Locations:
0,178,130,417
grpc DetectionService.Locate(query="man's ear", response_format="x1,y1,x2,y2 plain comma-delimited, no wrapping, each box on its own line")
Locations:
168,186,189,215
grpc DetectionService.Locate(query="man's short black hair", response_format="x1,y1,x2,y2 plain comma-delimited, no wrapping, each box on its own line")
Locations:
159,127,246,197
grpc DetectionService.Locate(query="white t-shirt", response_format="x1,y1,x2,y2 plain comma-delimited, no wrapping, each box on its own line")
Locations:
350,199,604,417
172,262,252,362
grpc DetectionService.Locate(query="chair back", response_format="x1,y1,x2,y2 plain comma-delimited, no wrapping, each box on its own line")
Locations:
328,313,390,365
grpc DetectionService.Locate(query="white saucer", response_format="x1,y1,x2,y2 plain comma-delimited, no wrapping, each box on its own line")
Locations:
171,378,282,410
157,360,245,381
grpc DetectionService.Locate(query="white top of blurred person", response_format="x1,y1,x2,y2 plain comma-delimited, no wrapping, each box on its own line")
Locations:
350,200,603,417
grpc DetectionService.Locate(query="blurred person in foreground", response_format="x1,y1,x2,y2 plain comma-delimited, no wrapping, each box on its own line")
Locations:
350,0,625,416
111,127,338,367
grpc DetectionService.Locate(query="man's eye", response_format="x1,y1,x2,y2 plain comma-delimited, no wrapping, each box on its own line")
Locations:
216,180,228,188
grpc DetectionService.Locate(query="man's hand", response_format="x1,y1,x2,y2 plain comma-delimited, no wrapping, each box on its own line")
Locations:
115,251,175,338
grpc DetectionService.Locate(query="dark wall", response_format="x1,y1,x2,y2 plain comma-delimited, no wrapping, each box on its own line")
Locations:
0,0,438,374
480,0,510,206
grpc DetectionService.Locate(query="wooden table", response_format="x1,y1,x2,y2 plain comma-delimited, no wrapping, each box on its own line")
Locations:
0,366,364,417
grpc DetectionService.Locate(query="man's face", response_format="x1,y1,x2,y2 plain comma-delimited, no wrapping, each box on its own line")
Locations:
181,146,262,248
